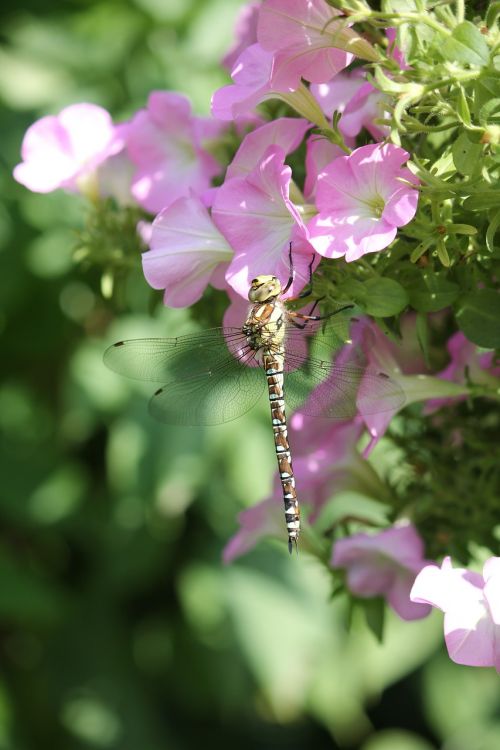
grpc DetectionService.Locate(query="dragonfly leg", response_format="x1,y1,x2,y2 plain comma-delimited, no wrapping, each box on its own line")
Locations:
282,242,295,294
283,247,316,300
288,303,354,326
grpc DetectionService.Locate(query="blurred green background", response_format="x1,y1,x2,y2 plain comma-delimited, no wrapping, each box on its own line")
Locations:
1,1,500,749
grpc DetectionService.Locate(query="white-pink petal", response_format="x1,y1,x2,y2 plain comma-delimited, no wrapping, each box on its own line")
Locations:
444,603,497,667
226,117,310,180
387,574,432,621
14,103,117,193
410,559,484,613
143,195,232,308
211,45,274,121
257,0,353,90
483,557,500,625
127,91,221,213
212,146,312,298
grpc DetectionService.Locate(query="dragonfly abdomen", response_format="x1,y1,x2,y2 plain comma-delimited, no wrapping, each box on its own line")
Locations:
263,351,300,553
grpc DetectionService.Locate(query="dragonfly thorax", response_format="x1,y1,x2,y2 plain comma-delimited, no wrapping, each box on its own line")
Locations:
248,275,282,302
243,299,286,353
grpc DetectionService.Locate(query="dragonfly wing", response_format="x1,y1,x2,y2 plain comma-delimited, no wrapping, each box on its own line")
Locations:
284,305,356,355
103,327,248,382
149,352,265,425
284,352,405,419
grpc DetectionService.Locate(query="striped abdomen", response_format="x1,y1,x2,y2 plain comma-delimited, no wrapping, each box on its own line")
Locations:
263,351,300,553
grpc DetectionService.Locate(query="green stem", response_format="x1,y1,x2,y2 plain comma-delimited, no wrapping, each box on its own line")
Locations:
455,0,465,24
353,10,452,36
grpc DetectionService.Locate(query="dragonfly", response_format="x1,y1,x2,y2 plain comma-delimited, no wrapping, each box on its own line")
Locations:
104,252,405,553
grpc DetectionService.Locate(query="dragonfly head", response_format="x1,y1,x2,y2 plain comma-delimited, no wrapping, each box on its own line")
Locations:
248,275,282,302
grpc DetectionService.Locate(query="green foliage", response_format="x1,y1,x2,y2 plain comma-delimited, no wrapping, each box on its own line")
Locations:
3,1,500,749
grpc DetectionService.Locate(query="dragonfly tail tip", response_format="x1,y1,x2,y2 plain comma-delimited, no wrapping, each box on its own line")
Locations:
288,537,299,557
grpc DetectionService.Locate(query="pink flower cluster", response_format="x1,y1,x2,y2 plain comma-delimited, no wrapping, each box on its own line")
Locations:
14,0,419,306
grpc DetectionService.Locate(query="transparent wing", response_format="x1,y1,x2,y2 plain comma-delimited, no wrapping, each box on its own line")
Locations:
149,352,265,426
282,306,359,364
104,328,265,425
284,352,405,419
103,327,250,382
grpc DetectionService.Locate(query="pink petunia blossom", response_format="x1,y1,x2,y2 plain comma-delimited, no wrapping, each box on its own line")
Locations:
257,0,355,91
341,82,390,141
311,70,389,141
332,522,433,621
222,2,260,72
225,117,310,180
411,557,500,671
212,43,328,128
126,91,223,214
386,27,410,71
308,143,420,262
14,103,123,195
95,146,135,206
212,145,318,299
425,331,500,413
212,44,277,121
142,195,232,307
304,135,344,200
341,318,470,455
311,69,366,121
223,496,284,563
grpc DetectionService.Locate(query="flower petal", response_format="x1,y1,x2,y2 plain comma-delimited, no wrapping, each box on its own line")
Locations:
143,195,232,307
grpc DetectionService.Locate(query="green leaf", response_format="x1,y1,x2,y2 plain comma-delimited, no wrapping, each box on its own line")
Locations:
455,289,500,347
486,2,500,29
436,239,451,267
408,273,460,312
486,208,500,253
441,22,489,67
359,596,386,643
462,191,500,211
452,132,483,176
410,238,434,263
478,98,500,126
474,75,500,119
445,224,477,235
456,87,471,127
361,277,409,316
416,312,430,367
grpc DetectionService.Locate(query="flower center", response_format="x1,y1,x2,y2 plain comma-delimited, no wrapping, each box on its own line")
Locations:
366,193,386,218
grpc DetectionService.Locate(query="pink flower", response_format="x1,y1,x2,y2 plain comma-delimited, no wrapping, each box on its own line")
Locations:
341,82,390,141
95,148,135,206
212,44,277,121
308,143,419,262
332,523,433,621
257,0,354,90
222,2,260,72
223,496,284,563
126,91,223,214
386,28,410,71
343,318,470,454
304,135,344,200
312,70,389,141
142,195,232,307
212,145,317,298
311,70,366,121
14,103,122,195
411,557,500,671
212,43,330,128
288,417,368,522
425,331,500,413
225,117,310,181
